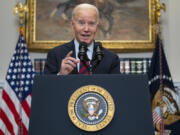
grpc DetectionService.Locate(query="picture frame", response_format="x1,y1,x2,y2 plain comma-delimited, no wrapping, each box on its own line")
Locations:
26,0,157,52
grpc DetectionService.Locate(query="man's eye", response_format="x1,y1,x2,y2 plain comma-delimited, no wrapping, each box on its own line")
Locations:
89,22,95,26
78,21,85,25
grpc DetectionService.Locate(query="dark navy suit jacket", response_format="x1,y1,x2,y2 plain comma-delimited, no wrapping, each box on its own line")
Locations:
44,40,120,74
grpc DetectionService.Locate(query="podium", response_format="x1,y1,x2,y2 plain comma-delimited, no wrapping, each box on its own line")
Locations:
29,74,154,135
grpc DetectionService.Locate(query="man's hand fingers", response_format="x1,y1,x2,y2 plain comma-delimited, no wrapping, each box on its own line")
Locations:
65,64,74,72
65,51,79,64
64,59,77,68
66,57,79,64
59,51,80,75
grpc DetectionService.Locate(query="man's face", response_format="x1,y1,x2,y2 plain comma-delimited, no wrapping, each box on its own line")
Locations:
72,8,98,46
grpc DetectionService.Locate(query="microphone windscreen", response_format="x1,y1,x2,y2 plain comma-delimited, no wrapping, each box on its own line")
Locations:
79,42,87,49
95,42,102,47
94,42,104,61
78,42,88,61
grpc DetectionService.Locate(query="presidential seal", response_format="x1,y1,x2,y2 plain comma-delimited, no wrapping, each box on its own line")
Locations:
68,85,115,132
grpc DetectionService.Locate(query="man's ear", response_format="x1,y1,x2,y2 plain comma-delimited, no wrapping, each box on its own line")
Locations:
97,22,99,27
71,20,75,30
95,22,99,31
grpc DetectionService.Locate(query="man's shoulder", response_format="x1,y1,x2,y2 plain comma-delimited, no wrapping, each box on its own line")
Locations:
102,47,118,57
49,40,74,54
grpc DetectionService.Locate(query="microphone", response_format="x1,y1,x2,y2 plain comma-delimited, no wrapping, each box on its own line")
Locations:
78,42,89,62
94,42,104,62
90,42,104,74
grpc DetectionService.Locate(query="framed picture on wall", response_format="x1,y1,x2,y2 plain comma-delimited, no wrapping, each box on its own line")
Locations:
26,0,157,52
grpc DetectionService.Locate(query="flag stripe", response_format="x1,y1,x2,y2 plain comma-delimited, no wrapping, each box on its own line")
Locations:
22,122,28,135
4,83,21,112
22,99,31,118
25,94,32,107
21,106,30,130
2,90,20,125
153,111,162,124
0,118,11,135
2,84,30,135
0,129,5,135
0,108,15,135
1,98,18,134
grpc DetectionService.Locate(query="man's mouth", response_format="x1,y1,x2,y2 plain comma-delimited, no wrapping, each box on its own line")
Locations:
81,34,90,37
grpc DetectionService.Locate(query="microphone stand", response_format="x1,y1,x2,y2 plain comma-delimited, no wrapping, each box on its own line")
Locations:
89,61,93,75
90,59,100,74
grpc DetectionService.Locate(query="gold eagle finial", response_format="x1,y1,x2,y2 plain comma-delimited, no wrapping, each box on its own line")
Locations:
13,2,28,35
153,0,166,24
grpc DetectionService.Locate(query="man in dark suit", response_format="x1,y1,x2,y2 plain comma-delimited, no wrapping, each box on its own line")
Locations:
44,3,120,75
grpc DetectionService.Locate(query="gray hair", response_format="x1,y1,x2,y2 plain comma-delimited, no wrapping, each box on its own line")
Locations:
72,3,99,23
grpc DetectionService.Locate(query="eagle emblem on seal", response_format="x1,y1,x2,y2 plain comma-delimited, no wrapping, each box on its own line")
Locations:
81,97,103,120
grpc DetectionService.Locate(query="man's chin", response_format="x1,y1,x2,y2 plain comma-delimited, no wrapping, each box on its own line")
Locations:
80,40,92,45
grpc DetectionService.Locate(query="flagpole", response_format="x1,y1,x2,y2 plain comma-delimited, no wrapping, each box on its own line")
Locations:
158,22,165,135
154,0,166,134
18,29,23,135
14,2,28,135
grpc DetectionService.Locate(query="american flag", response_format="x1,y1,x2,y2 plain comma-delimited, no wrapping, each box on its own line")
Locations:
0,34,35,135
153,107,162,124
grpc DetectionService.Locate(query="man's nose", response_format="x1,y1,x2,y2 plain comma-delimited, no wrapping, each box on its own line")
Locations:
84,23,89,31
